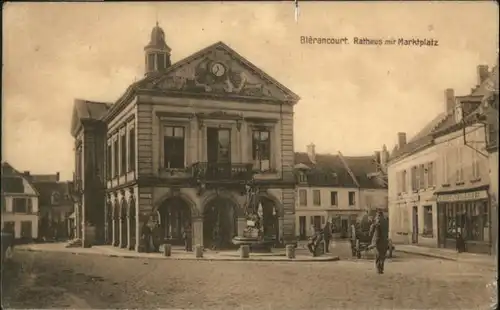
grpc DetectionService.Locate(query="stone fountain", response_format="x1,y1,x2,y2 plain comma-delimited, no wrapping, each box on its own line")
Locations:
232,181,275,253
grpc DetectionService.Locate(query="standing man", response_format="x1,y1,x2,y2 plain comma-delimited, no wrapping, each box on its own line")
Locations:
369,210,389,274
183,222,193,252
322,218,333,253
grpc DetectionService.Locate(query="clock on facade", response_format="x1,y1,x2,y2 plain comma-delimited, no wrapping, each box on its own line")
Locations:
210,62,226,77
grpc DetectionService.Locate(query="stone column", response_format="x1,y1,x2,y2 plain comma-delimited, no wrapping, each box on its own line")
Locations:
237,217,246,236
192,217,203,248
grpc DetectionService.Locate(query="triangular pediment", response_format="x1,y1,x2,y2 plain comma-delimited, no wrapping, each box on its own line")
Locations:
143,42,300,103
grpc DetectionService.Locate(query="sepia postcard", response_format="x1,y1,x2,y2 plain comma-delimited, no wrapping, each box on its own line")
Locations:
1,1,498,309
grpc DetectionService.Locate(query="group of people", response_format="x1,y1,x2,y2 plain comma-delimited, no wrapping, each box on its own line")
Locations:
140,222,193,253
307,210,390,274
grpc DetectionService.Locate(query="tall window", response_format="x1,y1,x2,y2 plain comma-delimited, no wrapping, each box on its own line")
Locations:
106,143,112,179
120,133,127,175
164,126,185,169
313,190,321,206
443,148,451,184
113,138,119,177
330,191,338,206
418,164,425,189
13,198,27,213
423,205,433,237
129,127,136,172
427,162,434,187
456,146,463,182
402,170,407,192
299,189,307,206
252,130,271,171
348,191,356,206
411,166,418,191
471,131,480,179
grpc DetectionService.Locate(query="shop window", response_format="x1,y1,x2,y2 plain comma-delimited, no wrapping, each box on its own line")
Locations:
423,206,433,237
313,190,321,206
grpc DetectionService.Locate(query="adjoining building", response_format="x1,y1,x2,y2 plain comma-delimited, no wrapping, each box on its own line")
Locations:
484,76,498,256
388,64,498,255
69,23,300,251
1,162,40,242
294,143,388,239
27,172,74,241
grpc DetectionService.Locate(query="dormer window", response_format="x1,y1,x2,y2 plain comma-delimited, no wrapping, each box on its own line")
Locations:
51,192,60,205
298,172,307,183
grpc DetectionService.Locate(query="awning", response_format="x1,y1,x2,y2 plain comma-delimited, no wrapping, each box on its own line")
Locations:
68,212,76,219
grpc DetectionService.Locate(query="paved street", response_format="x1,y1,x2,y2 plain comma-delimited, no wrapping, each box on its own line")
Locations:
2,242,496,309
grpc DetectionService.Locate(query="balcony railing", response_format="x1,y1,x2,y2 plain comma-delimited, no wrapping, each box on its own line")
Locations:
191,162,253,182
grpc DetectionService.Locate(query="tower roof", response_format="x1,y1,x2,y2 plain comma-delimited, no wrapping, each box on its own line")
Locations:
145,22,170,51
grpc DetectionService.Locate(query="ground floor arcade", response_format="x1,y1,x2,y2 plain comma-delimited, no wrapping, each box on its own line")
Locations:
103,186,295,252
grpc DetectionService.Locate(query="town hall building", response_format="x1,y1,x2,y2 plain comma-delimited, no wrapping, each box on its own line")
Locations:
70,23,300,251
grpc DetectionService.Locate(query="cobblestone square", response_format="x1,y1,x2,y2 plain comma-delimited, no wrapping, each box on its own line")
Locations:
2,247,495,309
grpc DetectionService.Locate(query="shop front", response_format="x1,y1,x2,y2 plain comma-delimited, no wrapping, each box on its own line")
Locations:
436,187,491,254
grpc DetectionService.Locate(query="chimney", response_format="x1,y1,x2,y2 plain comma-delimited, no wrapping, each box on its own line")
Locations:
307,143,316,164
56,172,60,182
380,144,388,167
477,65,489,85
445,88,455,113
23,171,30,176
397,132,407,149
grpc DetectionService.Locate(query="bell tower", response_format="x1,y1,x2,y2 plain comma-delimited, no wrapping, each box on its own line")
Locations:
144,22,171,76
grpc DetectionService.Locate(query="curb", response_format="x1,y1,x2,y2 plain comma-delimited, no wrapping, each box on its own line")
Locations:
17,248,340,263
396,249,457,261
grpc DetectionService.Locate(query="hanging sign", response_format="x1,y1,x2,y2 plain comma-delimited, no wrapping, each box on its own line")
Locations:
437,190,488,203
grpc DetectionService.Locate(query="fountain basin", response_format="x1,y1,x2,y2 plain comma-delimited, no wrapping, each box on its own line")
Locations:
232,236,275,253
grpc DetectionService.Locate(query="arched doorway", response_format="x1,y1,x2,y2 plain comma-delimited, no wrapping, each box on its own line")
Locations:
120,199,128,248
259,197,280,242
113,202,120,246
106,200,113,245
203,197,238,250
158,197,192,246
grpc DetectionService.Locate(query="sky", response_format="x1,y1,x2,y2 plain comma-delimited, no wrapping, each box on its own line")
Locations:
2,2,499,181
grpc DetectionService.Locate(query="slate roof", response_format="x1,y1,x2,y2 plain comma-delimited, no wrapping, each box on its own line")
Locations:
31,181,73,207
294,152,386,189
74,99,112,120
0,162,39,195
390,65,498,162
70,99,112,137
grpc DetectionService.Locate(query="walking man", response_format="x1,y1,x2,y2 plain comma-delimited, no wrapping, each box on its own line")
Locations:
370,210,389,274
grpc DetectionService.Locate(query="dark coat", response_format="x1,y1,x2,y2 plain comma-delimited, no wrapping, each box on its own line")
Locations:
370,216,389,247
